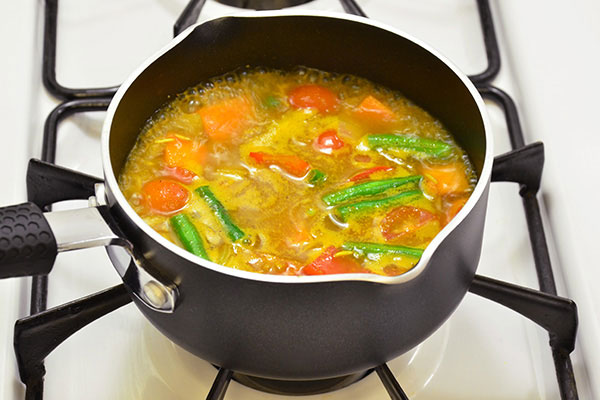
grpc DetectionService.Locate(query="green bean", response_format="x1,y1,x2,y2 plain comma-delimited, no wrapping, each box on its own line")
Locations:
169,214,210,260
322,176,421,206
307,169,327,185
342,241,424,258
196,186,245,242
367,134,453,158
263,95,281,108
337,189,422,221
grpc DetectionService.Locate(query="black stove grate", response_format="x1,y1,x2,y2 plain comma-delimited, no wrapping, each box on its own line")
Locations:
17,1,579,399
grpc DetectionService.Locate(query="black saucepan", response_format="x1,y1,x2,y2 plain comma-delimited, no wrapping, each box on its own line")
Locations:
0,11,492,380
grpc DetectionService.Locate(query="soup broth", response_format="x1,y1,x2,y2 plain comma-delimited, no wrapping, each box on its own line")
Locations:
118,67,476,276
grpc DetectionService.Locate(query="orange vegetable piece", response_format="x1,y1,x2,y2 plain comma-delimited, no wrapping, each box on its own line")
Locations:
249,151,311,178
197,96,254,141
303,246,363,275
288,84,339,113
165,166,197,184
444,197,468,224
164,135,207,169
380,206,438,241
355,95,396,122
421,162,470,195
142,179,189,215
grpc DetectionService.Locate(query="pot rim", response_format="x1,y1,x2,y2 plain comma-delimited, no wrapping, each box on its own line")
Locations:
101,10,493,286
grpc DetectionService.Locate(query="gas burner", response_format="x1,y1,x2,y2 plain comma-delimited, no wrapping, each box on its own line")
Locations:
215,0,314,10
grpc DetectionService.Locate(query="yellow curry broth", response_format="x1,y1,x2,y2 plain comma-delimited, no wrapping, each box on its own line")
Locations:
118,67,476,276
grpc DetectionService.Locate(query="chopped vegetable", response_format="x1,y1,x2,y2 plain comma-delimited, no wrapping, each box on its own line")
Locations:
315,129,345,153
355,95,396,122
342,241,424,258
288,84,339,113
368,134,453,158
196,186,245,241
307,169,327,185
302,246,363,275
421,162,470,195
165,166,197,184
163,135,207,169
249,151,311,177
349,166,394,182
142,179,189,214
337,189,422,221
197,96,254,141
444,197,468,223
170,214,210,260
322,176,422,206
380,206,438,241
263,95,281,108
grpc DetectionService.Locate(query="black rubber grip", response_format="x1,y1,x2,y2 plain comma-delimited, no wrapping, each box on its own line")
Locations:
0,202,57,278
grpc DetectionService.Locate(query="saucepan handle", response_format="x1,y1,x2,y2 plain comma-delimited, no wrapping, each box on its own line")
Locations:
0,202,58,279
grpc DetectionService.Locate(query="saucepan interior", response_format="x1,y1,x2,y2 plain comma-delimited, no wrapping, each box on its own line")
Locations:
103,11,491,284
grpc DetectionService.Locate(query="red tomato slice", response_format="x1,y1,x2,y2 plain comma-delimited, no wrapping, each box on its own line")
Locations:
142,179,189,215
303,246,363,275
165,166,197,184
315,129,345,153
380,206,437,241
288,84,339,113
348,166,394,182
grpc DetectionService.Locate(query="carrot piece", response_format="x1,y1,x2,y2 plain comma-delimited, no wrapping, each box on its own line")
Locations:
444,197,468,224
421,162,470,195
163,135,207,169
197,96,254,141
249,151,311,177
288,84,339,113
303,246,363,275
142,179,189,214
355,95,396,122
349,166,394,182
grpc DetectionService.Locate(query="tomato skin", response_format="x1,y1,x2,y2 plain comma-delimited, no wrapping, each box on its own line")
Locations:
142,179,189,215
302,246,363,275
288,84,339,113
165,166,197,184
249,151,311,177
380,206,437,241
315,129,345,153
349,166,394,182
444,197,468,225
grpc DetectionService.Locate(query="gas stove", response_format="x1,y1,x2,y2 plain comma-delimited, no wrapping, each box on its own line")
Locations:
1,1,598,399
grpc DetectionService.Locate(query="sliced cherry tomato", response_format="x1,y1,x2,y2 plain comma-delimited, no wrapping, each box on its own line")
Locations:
354,95,396,123
142,179,189,215
249,151,311,177
288,84,339,113
380,206,437,241
165,166,197,184
164,135,207,169
303,246,363,275
349,166,394,182
315,129,345,153
197,96,254,141
421,162,469,195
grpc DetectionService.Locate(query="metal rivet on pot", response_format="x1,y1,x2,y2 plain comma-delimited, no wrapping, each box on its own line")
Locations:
142,280,168,308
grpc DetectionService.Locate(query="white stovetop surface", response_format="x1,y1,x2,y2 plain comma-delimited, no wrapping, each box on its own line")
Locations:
1,1,598,399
